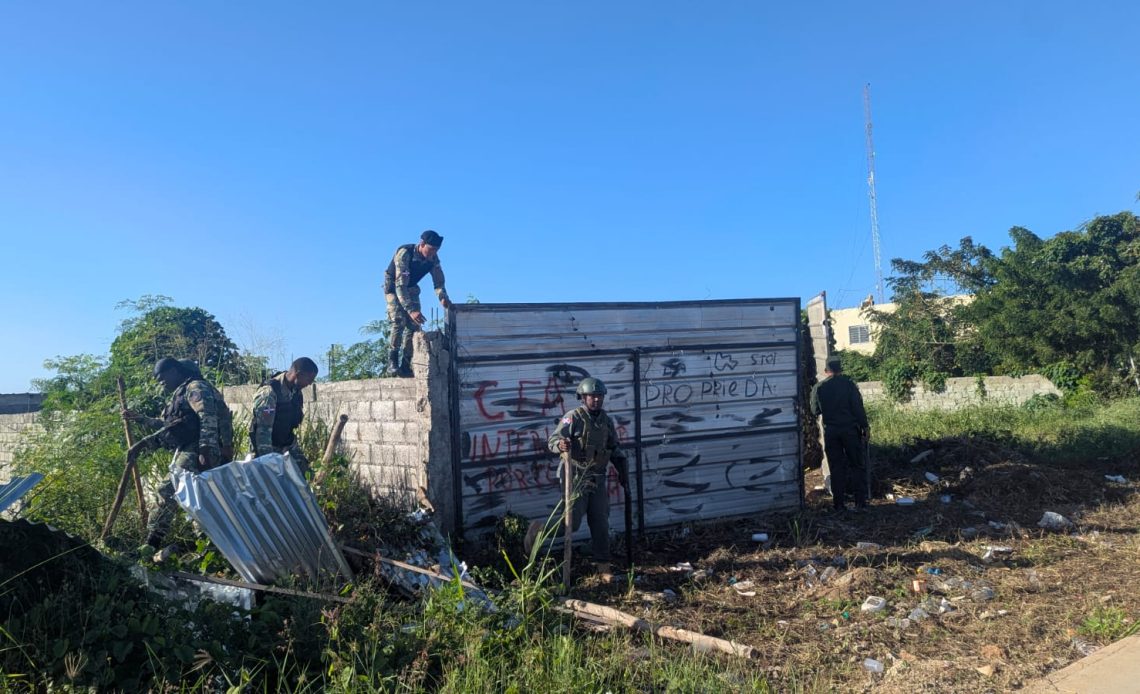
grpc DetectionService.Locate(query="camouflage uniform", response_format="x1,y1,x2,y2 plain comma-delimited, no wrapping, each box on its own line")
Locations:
140,376,234,547
546,405,628,563
249,371,310,476
809,372,868,510
383,243,449,372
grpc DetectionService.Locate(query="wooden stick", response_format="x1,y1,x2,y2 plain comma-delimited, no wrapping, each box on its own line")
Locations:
169,571,351,603
559,598,756,660
562,452,573,593
313,414,349,486
116,376,149,528
339,544,483,592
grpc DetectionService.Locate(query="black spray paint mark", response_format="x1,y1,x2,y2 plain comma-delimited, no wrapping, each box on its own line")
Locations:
662,358,686,378
663,480,711,494
660,454,701,477
667,503,705,514
747,408,782,427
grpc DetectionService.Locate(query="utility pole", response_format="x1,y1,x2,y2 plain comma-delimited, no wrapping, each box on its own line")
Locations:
864,83,884,304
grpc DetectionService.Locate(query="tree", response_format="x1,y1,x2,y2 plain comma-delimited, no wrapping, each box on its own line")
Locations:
877,211,1140,394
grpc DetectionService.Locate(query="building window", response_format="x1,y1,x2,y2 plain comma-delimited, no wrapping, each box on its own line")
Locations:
849,325,871,344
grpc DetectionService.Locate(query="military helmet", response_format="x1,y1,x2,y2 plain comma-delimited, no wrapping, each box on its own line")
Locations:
576,377,607,397
153,357,182,378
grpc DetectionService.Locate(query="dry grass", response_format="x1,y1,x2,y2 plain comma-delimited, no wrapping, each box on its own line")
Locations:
561,431,1140,692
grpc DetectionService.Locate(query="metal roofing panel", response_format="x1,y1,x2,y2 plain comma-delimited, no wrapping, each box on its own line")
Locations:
0,473,44,514
453,300,799,359
173,453,352,585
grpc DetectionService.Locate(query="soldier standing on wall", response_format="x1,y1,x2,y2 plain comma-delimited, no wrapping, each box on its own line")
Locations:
524,377,629,582
248,357,319,477
383,230,452,377
809,355,870,512
123,358,234,558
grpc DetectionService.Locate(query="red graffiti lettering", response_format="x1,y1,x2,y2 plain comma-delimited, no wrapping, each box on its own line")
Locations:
474,380,504,421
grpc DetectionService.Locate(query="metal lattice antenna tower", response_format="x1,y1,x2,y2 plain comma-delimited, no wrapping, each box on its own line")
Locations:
863,83,884,304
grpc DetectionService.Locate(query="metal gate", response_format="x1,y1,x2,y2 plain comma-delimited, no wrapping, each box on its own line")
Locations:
448,299,803,538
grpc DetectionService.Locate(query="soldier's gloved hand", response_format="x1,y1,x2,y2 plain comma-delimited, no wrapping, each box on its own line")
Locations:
441,298,453,310
409,310,427,325
557,438,571,453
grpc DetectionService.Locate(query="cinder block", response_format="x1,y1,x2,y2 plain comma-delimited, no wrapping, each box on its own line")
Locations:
394,399,420,422
357,422,382,443
371,399,395,421
381,422,407,443
340,421,360,442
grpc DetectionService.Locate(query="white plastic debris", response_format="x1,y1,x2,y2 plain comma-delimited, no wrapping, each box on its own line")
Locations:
908,606,930,621
863,658,885,674
1038,511,1074,531
856,541,882,550
885,617,912,629
924,472,941,483
971,586,996,601
671,561,694,574
752,533,769,542
1105,474,1126,484
911,450,933,463
819,566,838,583
861,596,888,612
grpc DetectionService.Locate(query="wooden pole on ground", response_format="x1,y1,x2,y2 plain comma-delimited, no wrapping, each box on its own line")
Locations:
559,598,756,660
116,376,148,529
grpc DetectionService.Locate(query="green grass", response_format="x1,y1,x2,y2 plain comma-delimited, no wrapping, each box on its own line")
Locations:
1079,606,1140,643
869,396,1140,463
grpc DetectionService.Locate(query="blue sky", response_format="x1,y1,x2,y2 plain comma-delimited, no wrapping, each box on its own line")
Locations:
2,1,1137,392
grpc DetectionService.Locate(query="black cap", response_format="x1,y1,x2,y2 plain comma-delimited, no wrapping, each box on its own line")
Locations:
154,357,183,378
421,229,443,248
825,356,842,373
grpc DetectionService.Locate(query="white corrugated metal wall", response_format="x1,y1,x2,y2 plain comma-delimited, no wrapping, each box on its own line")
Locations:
448,300,803,538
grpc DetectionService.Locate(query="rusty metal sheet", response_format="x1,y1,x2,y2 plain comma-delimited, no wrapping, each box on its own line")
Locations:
450,299,803,538
173,453,352,585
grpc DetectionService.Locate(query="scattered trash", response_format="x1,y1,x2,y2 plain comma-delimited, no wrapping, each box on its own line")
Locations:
831,555,848,567
895,497,916,505
730,580,756,597
937,597,955,614
863,657,885,674
662,588,678,602
1105,474,1126,484
751,533,769,542
910,450,933,463
939,494,952,504
1038,511,1074,531
671,561,694,575
819,566,838,583
885,617,912,629
911,579,927,594
971,586,996,602
924,472,941,483
924,567,943,575
1071,637,1099,657
861,596,888,612
908,606,930,621
1025,569,1042,590
690,568,713,582
988,520,1007,531
855,541,882,551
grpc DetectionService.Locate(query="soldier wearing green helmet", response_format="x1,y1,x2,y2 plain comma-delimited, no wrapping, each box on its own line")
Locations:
524,376,629,581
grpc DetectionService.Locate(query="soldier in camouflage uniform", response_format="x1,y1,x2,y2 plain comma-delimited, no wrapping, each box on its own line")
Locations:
383,229,452,377
524,377,628,581
249,357,318,477
124,358,234,556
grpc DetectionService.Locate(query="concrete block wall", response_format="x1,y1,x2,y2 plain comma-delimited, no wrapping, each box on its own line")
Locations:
0,412,41,484
859,374,1060,410
221,331,455,531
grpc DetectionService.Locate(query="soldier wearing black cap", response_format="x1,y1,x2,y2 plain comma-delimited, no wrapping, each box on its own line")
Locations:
123,357,234,556
383,230,452,377
810,356,870,512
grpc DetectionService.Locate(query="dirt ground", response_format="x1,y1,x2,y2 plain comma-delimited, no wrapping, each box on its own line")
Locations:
568,437,1140,692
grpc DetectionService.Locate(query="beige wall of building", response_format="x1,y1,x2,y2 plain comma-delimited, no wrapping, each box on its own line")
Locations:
830,303,896,354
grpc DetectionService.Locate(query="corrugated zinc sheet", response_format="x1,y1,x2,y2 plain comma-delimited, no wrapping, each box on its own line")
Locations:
806,292,831,377
173,453,352,585
0,473,44,514
449,299,802,537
